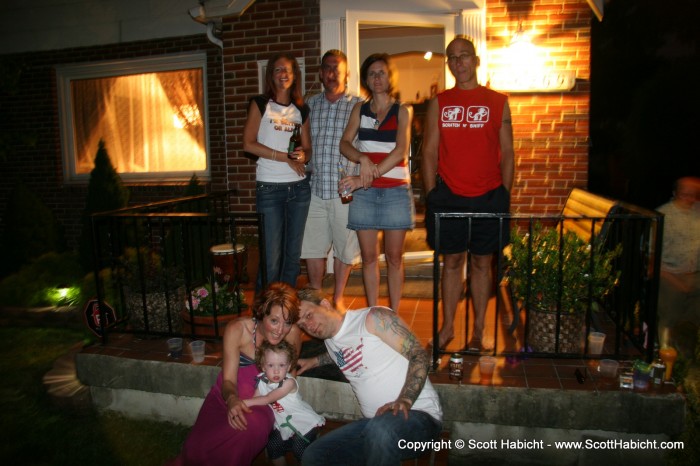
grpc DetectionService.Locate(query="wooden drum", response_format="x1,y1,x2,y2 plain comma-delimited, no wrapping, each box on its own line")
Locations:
210,243,248,284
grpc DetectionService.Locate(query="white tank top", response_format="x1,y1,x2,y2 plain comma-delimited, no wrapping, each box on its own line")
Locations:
254,97,307,183
325,307,442,421
256,373,325,440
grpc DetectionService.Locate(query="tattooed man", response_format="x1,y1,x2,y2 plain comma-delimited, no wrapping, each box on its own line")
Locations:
296,287,442,465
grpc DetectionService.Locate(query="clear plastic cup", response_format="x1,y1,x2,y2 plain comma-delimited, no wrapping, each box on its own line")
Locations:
587,332,605,355
190,340,205,363
167,338,183,358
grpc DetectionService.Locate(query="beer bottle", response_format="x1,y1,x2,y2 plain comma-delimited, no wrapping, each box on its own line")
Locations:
287,124,301,160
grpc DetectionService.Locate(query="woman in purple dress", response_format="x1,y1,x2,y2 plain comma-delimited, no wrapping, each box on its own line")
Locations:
171,282,302,465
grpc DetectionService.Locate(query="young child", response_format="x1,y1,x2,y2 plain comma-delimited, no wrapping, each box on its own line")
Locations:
245,340,325,465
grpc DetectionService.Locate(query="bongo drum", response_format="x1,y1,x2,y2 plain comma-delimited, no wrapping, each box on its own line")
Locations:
210,243,248,284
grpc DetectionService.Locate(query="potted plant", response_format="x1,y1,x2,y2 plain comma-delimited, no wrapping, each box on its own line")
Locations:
182,278,246,337
120,247,184,334
505,222,622,353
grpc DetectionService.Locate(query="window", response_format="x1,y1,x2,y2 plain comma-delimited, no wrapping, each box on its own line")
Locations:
57,53,209,183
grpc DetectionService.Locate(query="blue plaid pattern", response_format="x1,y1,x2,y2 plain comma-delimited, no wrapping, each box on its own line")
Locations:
307,92,363,199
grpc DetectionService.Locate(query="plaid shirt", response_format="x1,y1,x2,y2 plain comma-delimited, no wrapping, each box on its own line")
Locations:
307,91,362,199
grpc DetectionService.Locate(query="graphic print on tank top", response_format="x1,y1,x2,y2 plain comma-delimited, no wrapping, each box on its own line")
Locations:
332,338,366,375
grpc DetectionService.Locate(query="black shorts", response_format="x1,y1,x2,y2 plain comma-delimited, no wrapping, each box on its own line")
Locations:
425,180,510,255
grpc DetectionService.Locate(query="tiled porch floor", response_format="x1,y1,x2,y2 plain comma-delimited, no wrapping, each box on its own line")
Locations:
88,286,675,395
82,286,677,466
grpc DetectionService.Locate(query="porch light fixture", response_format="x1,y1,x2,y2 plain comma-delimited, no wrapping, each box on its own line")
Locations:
509,20,532,49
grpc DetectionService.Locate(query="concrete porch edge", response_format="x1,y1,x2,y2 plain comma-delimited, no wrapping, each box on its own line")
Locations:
76,352,686,436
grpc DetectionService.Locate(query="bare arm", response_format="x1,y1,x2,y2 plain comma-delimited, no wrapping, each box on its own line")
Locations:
421,97,440,195
285,324,303,376
297,351,334,375
221,319,253,429
243,378,296,407
340,102,380,187
499,100,515,192
365,307,430,419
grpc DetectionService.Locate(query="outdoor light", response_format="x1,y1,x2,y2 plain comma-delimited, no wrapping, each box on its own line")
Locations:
57,285,70,299
47,284,80,308
510,21,532,48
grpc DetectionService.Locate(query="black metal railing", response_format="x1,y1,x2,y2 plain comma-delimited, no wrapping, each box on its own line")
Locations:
89,191,266,343
430,206,662,367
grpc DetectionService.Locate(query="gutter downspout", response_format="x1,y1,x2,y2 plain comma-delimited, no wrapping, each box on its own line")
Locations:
206,22,223,49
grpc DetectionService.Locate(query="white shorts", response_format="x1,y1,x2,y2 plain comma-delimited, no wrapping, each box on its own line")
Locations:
301,194,360,265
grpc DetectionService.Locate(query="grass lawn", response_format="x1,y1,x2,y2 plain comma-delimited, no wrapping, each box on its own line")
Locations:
0,327,190,465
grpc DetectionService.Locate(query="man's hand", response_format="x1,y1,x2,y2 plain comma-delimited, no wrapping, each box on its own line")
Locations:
375,397,412,420
296,356,319,375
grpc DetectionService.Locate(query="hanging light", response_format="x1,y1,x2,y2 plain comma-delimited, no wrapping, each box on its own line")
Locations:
423,51,433,61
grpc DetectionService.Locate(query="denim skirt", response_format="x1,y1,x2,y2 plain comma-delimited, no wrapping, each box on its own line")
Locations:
347,184,415,230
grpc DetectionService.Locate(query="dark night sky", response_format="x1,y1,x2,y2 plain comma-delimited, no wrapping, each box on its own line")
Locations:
589,0,700,210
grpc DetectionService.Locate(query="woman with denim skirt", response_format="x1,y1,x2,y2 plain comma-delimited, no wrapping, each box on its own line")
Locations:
243,53,311,291
338,53,415,311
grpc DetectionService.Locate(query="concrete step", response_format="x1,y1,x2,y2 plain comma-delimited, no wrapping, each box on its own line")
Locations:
76,352,686,437
42,342,92,412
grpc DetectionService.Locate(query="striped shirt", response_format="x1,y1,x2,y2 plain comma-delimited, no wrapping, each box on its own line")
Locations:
357,102,410,188
307,92,362,199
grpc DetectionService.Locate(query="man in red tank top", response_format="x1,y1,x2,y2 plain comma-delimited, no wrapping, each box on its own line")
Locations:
422,36,515,353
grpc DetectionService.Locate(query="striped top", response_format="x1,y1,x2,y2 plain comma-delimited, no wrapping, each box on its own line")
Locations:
357,101,409,188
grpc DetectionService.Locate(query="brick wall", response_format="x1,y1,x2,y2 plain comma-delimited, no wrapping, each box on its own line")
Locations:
488,0,592,214
0,36,224,249
219,0,321,210
0,0,591,249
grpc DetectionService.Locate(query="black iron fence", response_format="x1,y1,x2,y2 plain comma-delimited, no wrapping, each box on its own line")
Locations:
89,191,265,342
430,202,663,366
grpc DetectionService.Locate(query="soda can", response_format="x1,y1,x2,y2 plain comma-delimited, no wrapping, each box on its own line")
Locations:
449,353,463,381
651,360,666,387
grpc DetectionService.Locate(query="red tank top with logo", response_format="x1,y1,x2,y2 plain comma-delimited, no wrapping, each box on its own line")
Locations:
436,86,506,197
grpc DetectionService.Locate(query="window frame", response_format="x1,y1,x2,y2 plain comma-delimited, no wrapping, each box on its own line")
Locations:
56,52,210,184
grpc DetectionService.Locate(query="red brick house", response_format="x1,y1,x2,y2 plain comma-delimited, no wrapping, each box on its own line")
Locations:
0,0,601,249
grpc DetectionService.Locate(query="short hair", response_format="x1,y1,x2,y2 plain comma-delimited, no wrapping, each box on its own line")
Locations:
321,49,347,65
674,176,700,192
253,282,300,324
296,286,327,305
447,36,476,54
255,339,296,371
359,53,396,97
264,53,304,107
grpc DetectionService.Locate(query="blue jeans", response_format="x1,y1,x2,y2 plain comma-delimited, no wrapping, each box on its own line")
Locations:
256,177,311,290
302,410,441,466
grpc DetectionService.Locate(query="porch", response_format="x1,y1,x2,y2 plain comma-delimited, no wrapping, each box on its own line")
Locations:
73,190,688,464
74,290,685,465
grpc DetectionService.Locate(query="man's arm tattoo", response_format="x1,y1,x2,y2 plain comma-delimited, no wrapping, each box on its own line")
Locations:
370,308,429,405
317,352,334,367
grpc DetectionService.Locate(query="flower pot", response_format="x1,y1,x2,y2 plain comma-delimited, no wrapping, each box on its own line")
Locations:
180,310,236,338
527,306,585,353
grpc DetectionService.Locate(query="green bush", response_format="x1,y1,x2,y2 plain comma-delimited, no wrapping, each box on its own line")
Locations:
78,140,129,272
0,252,84,307
0,180,65,277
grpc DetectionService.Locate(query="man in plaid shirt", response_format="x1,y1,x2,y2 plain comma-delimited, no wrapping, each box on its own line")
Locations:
301,49,362,310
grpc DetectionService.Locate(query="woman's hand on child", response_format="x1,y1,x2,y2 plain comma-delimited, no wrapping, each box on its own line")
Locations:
227,396,252,430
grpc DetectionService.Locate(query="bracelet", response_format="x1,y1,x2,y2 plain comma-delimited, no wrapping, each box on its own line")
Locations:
271,150,276,161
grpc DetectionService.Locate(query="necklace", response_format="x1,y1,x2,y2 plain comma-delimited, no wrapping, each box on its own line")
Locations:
371,99,393,129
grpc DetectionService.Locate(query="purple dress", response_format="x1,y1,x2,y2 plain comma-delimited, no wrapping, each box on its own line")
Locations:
177,322,274,465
